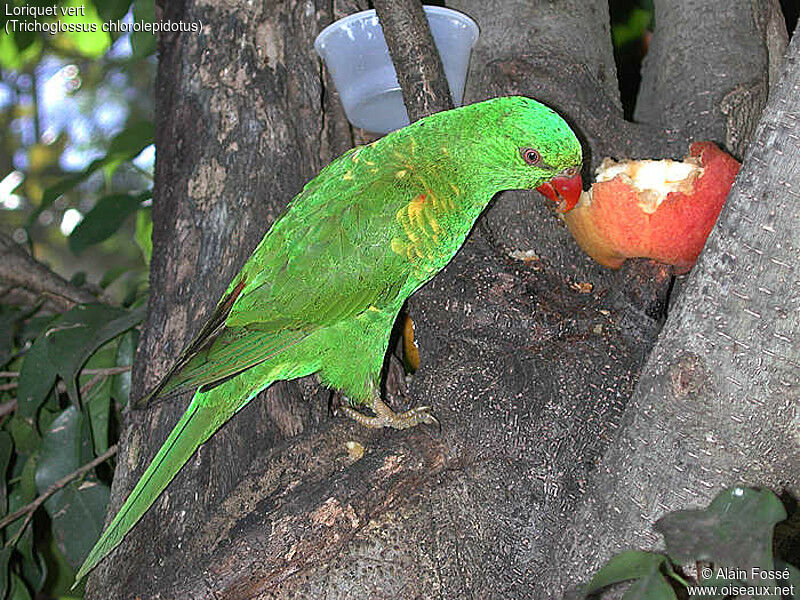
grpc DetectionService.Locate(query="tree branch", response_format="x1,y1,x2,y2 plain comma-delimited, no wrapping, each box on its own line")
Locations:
0,366,131,379
373,0,453,121
0,366,132,420
0,232,98,311
0,444,118,535
0,400,15,419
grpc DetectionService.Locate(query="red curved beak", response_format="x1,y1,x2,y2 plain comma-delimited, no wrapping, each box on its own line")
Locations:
536,173,583,213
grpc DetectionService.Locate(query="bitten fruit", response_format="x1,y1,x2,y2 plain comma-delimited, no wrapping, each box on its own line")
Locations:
563,142,740,274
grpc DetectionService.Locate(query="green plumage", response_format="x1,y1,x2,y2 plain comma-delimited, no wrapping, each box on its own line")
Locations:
74,96,581,584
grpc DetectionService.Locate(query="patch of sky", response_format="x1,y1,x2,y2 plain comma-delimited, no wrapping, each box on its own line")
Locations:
108,13,134,60
35,55,131,170
0,82,12,110
13,148,28,170
133,143,155,172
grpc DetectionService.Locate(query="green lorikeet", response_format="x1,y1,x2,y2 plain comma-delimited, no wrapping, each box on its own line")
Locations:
74,96,582,584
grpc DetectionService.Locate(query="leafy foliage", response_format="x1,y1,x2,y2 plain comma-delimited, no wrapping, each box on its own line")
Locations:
68,191,150,255
609,0,653,119
655,487,786,579
1,1,155,597
33,122,154,226
584,487,799,600
36,407,110,570
2,0,156,306
586,550,676,599
40,303,145,405
611,4,652,48
0,301,143,597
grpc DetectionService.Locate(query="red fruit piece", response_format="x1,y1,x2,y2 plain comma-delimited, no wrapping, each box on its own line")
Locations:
563,142,740,274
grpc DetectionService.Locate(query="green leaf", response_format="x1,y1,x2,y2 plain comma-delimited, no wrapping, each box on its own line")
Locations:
612,7,652,48
655,487,786,584
47,480,110,571
621,566,677,600
0,547,10,599
38,171,90,215
19,543,45,595
586,550,668,594
112,329,138,407
99,265,129,289
37,406,60,444
43,304,145,405
0,432,13,515
0,31,20,70
39,531,78,598
8,416,40,458
36,407,110,570
68,193,147,254
7,455,41,588
55,0,110,58
82,360,114,455
94,0,132,23
131,0,156,58
33,122,154,224
18,314,56,347
8,455,37,512
0,30,41,70
108,125,154,158
36,407,92,489
16,334,58,419
12,24,36,55
134,207,153,265
8,572,32,600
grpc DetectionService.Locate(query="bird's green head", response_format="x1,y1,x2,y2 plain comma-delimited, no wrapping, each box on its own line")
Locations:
458,96,583,210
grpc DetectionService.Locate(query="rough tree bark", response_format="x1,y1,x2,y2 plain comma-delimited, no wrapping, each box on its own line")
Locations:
85,0,795,598
87,0,363,596
558,15,800,595
0,232,98,310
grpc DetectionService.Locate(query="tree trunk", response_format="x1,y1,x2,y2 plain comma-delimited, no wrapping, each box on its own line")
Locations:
556,17,800,596
87,0,795,598
86,0,361,596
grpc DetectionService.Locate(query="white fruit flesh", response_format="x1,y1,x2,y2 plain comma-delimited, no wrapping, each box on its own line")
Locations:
586,157,704,214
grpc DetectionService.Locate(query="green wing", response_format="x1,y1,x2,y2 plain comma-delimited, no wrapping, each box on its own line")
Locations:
143,145,415,402
78,145,421,584
227,196,406,328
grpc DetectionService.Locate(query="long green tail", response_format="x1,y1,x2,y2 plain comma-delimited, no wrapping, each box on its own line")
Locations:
73,386,253,586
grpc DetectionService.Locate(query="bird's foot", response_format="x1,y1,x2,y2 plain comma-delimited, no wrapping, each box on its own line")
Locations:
339,395,439,430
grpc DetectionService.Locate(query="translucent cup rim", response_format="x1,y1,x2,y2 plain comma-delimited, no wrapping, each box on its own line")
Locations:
314,5,479,55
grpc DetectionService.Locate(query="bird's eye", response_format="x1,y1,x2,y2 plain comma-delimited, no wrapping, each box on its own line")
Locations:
520,147,541,165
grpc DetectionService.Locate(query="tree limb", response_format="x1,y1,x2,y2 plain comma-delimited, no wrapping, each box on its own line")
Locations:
0,444,118,536
88,0,359,595
0,232,98,310
373,0,453,121
0,366,131,420
0,366,131,379
555,24,800,594
0,400,15,419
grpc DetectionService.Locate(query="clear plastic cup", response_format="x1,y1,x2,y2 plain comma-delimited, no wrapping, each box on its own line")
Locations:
314,6,479,134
